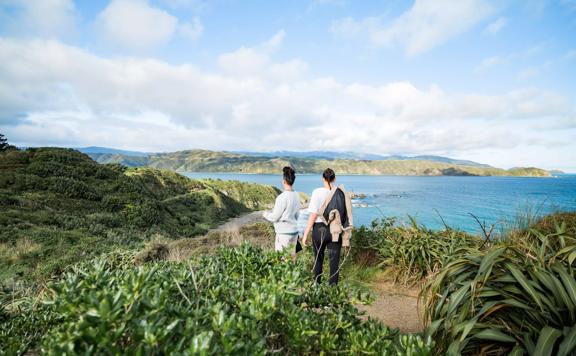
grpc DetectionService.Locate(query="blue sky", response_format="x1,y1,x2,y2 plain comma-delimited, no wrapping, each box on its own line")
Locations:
0,0,575,171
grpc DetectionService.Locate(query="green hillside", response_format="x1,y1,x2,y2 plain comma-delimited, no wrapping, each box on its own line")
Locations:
90,149,552,177
0,148,279,282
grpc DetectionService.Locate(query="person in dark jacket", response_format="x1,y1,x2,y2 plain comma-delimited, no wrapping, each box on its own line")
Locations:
302,168,353,285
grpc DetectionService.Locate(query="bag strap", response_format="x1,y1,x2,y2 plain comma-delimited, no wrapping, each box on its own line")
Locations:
317,184,345,225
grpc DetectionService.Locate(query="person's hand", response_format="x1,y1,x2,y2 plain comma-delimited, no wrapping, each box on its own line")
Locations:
301,231,309,246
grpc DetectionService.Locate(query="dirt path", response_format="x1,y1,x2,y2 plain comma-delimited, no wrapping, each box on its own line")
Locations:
209,210,267,233
356,281,424,333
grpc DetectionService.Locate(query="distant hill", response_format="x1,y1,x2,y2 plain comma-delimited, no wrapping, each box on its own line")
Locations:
76,146,151,157
87,149,551,177
234,151,491,167
76,147,491,168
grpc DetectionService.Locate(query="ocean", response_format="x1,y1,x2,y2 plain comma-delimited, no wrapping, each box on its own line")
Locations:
183,173,576,234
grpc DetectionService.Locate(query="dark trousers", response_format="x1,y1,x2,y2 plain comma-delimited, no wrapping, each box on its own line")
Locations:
312,223,342,285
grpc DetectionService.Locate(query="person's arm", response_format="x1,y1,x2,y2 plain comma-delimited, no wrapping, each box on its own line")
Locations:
302,190,318,245
301,212,316,246
263,195,285,222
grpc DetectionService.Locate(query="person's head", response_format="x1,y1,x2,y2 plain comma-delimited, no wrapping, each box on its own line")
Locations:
282,166,296,188
322,168,336,188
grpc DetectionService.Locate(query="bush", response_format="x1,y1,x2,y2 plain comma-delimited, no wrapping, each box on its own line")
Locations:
422,223,576,355
101,195,125,212
353,217,482,285
86,213,122,229
2,245,433,355
123,201,165,228
11,174,46,191
46,177,101,201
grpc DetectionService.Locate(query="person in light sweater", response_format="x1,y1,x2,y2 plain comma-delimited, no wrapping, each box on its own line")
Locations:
263,166,301,258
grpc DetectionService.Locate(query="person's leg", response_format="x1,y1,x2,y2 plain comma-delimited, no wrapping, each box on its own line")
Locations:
282,234,298,262
327,241,342,285
274,234,282,252
276,234,297,257
288,235,297,262
312,224,326,284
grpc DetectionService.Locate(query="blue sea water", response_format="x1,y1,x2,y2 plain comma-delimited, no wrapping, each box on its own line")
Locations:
183,173,576,234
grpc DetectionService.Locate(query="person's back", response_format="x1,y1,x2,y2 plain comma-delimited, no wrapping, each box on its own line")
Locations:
301,168,349,285
308,187,330,222
267,190,300,234
263,166,301,257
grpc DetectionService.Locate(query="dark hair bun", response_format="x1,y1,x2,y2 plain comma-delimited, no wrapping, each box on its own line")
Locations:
323,168,335,183
283,166,296,186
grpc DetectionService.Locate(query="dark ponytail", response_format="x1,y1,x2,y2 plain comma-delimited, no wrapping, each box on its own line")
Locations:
283,166,296,186
323,168,335,189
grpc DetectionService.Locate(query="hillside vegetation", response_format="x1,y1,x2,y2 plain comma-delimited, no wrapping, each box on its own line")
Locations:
350,212,576,355
90,149,552,177
0,148,279,282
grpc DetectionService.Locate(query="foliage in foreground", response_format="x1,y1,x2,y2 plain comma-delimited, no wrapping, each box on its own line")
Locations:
1,245,433,355
422,216,576,355
352,217,482,285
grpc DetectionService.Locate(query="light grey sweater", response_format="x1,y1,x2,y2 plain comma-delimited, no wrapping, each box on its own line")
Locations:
263,191,301,234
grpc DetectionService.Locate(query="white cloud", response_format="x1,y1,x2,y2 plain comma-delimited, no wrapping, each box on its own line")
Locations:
0,0,77,38
475,56,501,71
474,45,542,72
483,17,507,35
261,30,286,51
178,17,203,41
95,0,179,50
517,67,540,80
331,0,494,56
0,37,574,169
510,48,576,82
217,31,307,80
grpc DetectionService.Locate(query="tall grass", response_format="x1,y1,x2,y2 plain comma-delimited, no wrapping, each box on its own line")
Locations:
497,201,548,239
422,215,576,355
352,217,482,286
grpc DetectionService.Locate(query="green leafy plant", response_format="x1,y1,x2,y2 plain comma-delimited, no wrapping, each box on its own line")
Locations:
422,223,576,355
353,217,481,285
1,245,433,355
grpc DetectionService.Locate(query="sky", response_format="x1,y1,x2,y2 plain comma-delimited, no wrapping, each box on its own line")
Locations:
0,0,575,171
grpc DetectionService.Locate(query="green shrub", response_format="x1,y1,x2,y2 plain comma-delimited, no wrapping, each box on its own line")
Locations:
422,223,576,355
199,178,280,210
353,217,481,285
1,245,433,355
46,177,101,201
101,195,125,212
11,174,46,191
94,165,120,180
86,213,122,228
0,192,19,206
123,201,165,228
